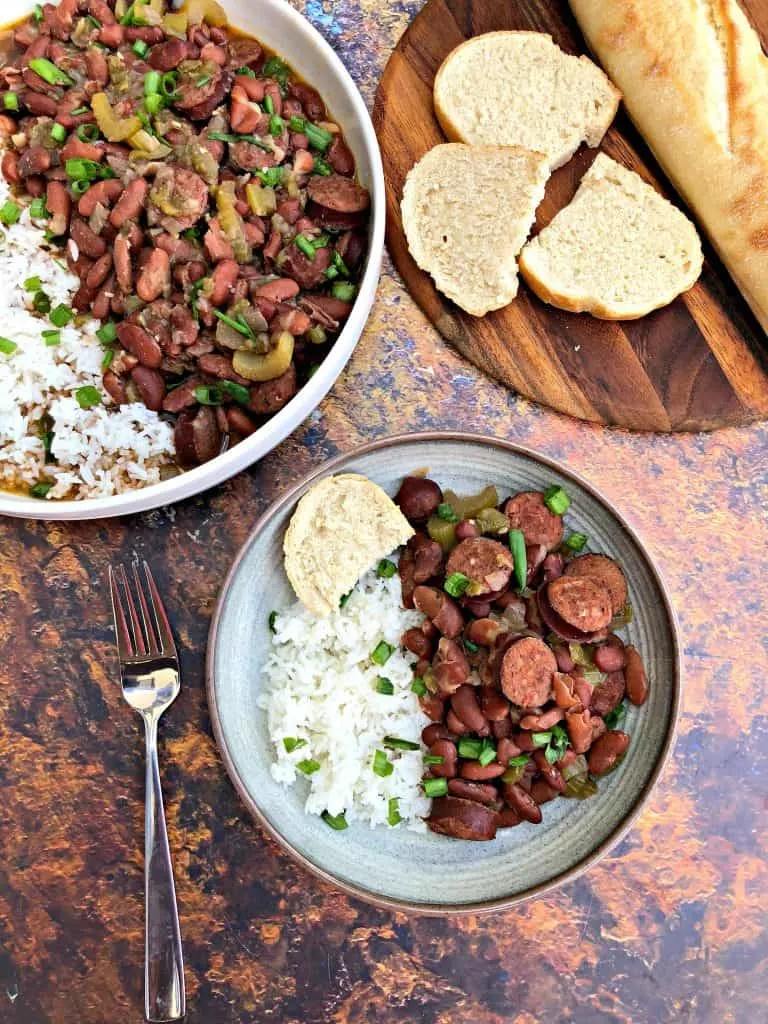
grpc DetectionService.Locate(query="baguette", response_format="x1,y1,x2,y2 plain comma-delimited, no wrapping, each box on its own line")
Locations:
569,0,768,332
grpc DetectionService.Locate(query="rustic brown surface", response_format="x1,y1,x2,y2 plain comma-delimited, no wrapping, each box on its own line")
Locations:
1,2,767,1022
374,0,768,431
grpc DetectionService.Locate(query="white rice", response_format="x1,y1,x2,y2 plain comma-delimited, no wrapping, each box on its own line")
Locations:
261,568,432,831
0,174,175,500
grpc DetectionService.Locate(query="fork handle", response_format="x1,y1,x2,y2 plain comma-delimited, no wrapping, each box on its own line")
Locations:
144,714,185,1022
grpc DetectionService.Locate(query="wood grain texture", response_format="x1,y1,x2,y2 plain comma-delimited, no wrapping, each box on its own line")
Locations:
373,0,768,431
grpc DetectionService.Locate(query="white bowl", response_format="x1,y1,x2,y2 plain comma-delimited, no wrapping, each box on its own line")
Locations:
0,0,384,519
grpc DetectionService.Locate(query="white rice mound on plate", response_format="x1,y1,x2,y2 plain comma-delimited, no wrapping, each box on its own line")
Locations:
0,173,174,501
261,566,432,831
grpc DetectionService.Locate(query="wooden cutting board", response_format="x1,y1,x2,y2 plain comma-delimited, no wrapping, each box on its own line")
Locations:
373,0,768,431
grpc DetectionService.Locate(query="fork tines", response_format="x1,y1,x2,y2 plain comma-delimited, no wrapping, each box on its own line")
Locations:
109,561,176,662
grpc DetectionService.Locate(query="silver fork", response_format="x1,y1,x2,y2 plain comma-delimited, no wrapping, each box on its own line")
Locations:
109,562,186,1023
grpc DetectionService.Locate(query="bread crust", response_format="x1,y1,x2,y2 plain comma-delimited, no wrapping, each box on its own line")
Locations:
569,0,768,331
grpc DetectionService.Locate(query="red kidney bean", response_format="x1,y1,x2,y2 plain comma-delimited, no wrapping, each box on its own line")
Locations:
542,553,564,583
419,695,446,723
113,235,132,292
588,730,630,776
502,782,542,824
70,218,107,259
1,151,20,184
289,82,325,120
421,722,452,746
253,277,300,303
513,730,536,753
532,749,566,792
109,178,148,229
530,780,559,805
429,739,458,778
45,181,71,237
200,42,227,65
21,91,58,116
624,645,648,705
454,519,480,541
26,176,45,198
427,796,499,841
276,308,310,335
22,67,55,94
125,26,164,43
402,627,433,660
136,248,170,302
97,23,124,48
394,476,442,522
460,760,505,781
594,644,626,673
72,283,95,312
413,586,464,638
225,406,257,437
148,38,190,70
465,618,502,647
591,716,607,744
553,644,575,673
408,533,443,584
492,717,513,739
479,685,509,721
91,280,113,320
85,47,109,86
463,598,492,619
85,252,113,290
497,807,522,828
88,0,116,24
433,637,470,694
446,709,470,736
17,146,50,177
520,707,564,731
450,685,486,733
103,371,127,405
565,709,593,754
327,135,355,176
130,366,165,412
448,779,500,805
61,138,104,163
590,671,625,717
77,179,122,218
496,737,522,765
116,322,163,369
552,672,581,710
573,676,594,709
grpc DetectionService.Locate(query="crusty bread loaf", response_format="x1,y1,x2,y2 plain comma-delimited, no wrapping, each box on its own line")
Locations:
401,144,549,316
283,474,414,617
433,32,620,170
569,0,768,332
519,154,703,318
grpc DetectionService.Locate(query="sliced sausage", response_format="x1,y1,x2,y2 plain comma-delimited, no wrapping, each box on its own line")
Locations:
504,491,564,551
445,537,514,595
307,174,370,213
148,166,208,232
174,405,221,466
175,67,233,120
590,671,626,717
427,797,499,841
246,365,298,416
500,637,556,708
281,240,332,290
564,554,628,616
547,576,613,634
148,38,190,71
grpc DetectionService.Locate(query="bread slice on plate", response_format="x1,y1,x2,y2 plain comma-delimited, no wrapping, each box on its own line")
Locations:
519,154,704,319
284,474,414,617
401,143,550,317
434,32,621,170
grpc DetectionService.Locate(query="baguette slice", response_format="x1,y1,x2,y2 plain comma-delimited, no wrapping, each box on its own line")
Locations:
434,32,621,170
570,0,768,332
284,474,414,617
519,154,703,319
401,144,549,316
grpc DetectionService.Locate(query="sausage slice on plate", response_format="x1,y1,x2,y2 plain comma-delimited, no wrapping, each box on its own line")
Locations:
504,491,563,550
564,553,628,615
547,576,612,633
427,796,499,840
500,636,557,708
445,537,514,595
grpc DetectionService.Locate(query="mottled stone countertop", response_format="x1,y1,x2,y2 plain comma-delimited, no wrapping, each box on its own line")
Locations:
1,2,766,1022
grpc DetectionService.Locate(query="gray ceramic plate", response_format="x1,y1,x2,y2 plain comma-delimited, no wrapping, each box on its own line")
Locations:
206,434,681,915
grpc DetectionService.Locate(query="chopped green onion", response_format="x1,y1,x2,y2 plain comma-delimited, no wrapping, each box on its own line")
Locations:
33,291,51,314
133,39,150,59
256,166,284,187
65,158,115,182
160,71,179,99
96,321,117,345
295,234,317,260
120,2,137,25
219,380,251,405
436,502,459,523
283,737,306,754
331,281,356,302
144,70,161,96
374,677,394,695
262,56,291,89
24,276,42,292
564,531,588,552
424,754,444,765
33,3,43,22
207,131,272,152
50,122,67,144
508,528,527,591
194,385,223,406
74,385,102,410
325,266,338,281
288,115,332,152
604,702,628,731
507,754,530,768
70,106,89,116
531,731,552,748
144,93,164,117
86,14,101,29
42,329,61,346
76,123,100,143
195,74,212,88
312,155,333,176
306,325,326,345
478,742,497,768
383,736,419,751
235,66,257,79
71,180,90,197
423,777,448,798
544,485,571,516
444,572,470,598
0,337,17,355
101,348,114,370
297,758,320,775
457,737,482,760
376,559,396,578
371,640,394,666
268,610,278,633
410,677,426,697
387,797,402,827
464,638,479,653
49,304,73,328
269,114,284,137
545,724,569,764
321,810,348,830
211,308,254,339
3,92,19,112
0,200,20,225
263,94,275,115
331,251,350,277
29,59,72,87
29,481,53,499
339,590,352,609
372,749,393,778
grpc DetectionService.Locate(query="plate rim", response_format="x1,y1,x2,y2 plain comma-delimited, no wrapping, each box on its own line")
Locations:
205,431,683,916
